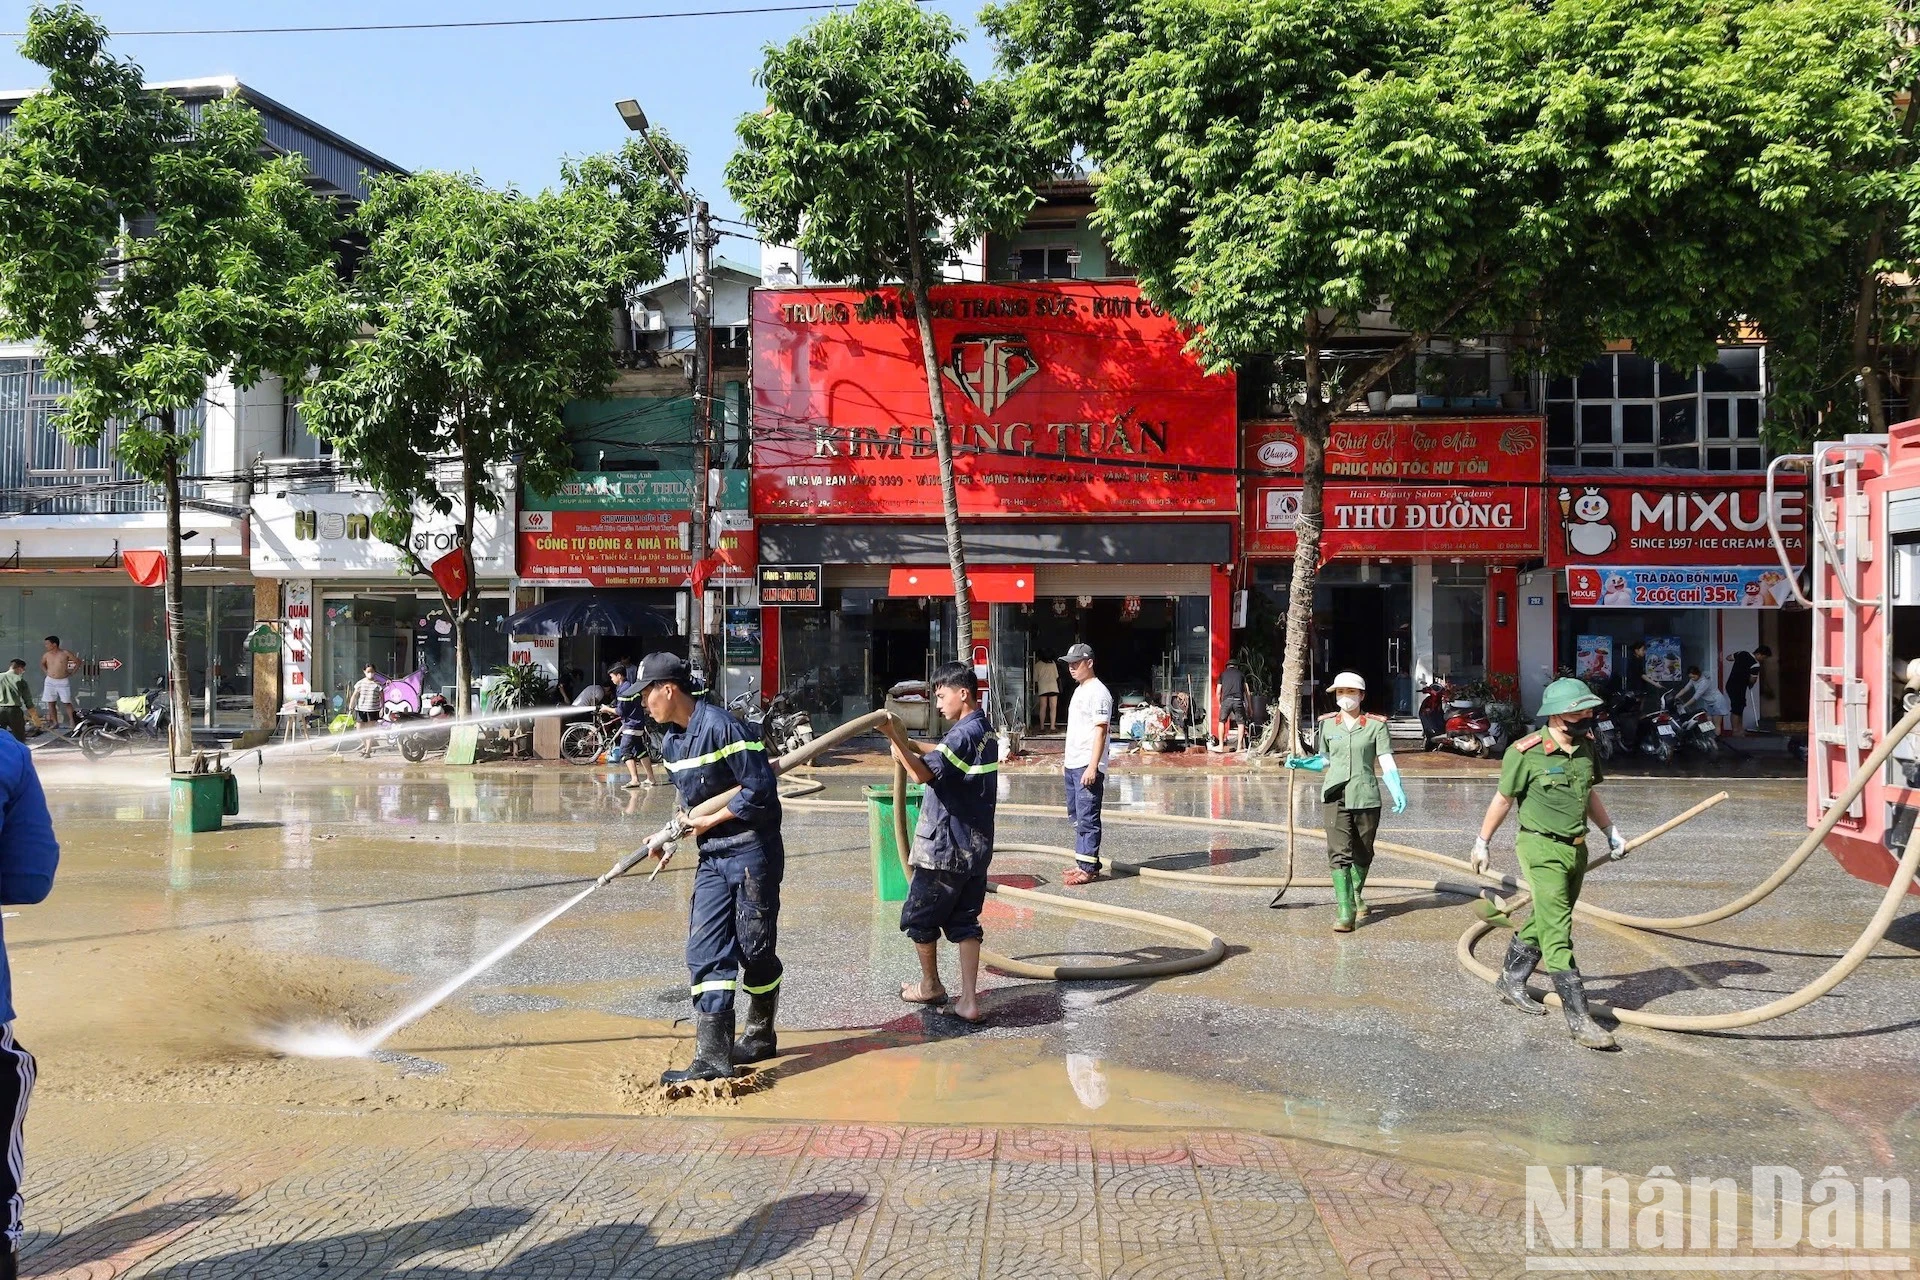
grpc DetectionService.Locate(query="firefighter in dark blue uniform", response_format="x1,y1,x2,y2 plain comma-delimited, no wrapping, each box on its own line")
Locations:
636,653,786,1083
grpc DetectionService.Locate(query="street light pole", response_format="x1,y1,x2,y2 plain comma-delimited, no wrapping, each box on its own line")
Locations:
617,100,716,686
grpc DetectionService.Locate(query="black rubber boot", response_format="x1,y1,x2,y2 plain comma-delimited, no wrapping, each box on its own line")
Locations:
0,1245,15,1280
1496,937,1547,1016
1551,968,1618,1050
661,1011,739,1084
734,988,779,1065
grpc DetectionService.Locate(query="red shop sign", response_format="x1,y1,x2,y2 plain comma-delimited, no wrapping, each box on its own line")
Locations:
1248,483,1542,558
1244,418,1543,484
1547,474,1808,568
750,283,1237,519
516,509,754,588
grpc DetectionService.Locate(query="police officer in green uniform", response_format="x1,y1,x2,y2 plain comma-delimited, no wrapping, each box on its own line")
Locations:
1286,672,1406,932
1471,676,1627,1050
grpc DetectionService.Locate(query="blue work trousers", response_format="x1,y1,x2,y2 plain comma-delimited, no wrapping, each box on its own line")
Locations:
686,835,785,1016
1064,767,1106,869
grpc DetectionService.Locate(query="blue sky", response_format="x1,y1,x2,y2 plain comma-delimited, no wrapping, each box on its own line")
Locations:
0,1,992,229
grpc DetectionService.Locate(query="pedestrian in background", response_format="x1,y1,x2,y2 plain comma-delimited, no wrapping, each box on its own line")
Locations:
1215,658,1248,753
349,664,383,758
1725,645,1771,737
1676,664,1731,732
1031,652,1060,733
1286,672,1405,931
882,661,998,1024
1060,643,1111,887
609,663,659,789
0,723,59,1278
36,638,75,734
0,664,29,744
1471,677,1626,1051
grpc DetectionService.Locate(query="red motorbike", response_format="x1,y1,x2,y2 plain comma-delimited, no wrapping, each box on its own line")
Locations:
1419,682,1506,757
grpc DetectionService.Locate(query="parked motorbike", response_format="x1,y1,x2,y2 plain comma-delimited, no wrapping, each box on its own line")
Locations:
1594,689,1639,762
1419,683,1504,757
727,684,816,756
1635,691,1681,764
393,693,453,763
1671,691,1721,762
74,682,170,759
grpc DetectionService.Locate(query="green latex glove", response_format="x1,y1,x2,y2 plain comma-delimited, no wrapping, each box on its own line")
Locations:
1284,754,1328,772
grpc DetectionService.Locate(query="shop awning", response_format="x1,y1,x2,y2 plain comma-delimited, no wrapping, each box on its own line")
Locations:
888,565,1036,603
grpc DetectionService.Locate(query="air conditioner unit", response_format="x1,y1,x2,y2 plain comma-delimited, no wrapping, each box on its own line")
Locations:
630,305,667,334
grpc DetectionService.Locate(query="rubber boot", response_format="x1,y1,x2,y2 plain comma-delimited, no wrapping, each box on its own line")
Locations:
1352,863,1372,917
734,988,779,1065
661,1011,740,1084
0,1245,15,1280
1551,968,1617,1050
1496,936,1547,1016
1331,867,1356,932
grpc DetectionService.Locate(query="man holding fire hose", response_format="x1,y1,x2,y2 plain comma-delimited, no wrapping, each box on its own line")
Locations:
638,653,787,1083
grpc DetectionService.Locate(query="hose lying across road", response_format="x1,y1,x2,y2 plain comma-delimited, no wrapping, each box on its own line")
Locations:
696,704,1920,1034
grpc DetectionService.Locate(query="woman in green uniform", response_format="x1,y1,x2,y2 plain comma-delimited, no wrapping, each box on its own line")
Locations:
1471,676,1628,1050
1286,672,1406,932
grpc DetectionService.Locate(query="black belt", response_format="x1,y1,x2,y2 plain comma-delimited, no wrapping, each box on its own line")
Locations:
1519,826,1586,845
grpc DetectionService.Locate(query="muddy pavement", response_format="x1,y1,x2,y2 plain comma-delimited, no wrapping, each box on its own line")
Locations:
12,752,1918,1275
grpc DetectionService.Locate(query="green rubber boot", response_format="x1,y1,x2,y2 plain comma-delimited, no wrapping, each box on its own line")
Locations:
1353,863,1371,918
1331,866,1356,933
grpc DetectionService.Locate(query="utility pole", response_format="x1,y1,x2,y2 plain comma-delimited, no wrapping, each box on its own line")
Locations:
688,198,717,687
616,99,718,688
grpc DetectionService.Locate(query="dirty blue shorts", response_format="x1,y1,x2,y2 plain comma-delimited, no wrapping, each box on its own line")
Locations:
899,867,989,945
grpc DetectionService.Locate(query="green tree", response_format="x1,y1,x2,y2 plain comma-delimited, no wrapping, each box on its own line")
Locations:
987,0,1905,749
726,0,1044,661
301,147,684,714
0,4,350,763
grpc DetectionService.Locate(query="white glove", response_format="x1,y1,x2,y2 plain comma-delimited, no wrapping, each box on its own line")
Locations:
1470,836,1491,875
1607,825,1627,860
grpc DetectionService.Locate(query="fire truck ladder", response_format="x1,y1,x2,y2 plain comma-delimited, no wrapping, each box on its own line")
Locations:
1769,440,1885,819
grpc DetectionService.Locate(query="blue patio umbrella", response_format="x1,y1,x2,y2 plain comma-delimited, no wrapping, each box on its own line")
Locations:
501,594,674,638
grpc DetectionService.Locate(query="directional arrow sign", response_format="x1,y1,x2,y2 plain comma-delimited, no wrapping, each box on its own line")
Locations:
98,658,122,672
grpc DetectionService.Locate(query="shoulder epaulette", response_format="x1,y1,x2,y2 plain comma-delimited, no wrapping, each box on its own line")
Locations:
1318,711,1337,720
1513,732,1543,751
1366,714,1388,724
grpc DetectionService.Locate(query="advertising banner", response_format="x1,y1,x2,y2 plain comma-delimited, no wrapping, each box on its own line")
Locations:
526,470,748,512
1250,482,1542,558
751,283,1238,519
1244,418,1543,484
252,488,515,579
758,564,822,607
1549,474,1808,567
515,509,753,589
1575,634,1613,685
1566,565,1801,609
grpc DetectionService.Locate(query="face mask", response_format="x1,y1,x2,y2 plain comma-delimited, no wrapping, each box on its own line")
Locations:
1564,717,1595,739
1336,694,1361,713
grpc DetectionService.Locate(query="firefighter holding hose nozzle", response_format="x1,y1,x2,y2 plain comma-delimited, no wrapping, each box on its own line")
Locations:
637,653,787,1084
1472,676,1626,1051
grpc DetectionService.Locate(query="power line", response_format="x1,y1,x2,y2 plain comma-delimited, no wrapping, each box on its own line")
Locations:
1,2,922,38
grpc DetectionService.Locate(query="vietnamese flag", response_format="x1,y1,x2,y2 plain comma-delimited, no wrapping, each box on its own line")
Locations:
429,549,469,601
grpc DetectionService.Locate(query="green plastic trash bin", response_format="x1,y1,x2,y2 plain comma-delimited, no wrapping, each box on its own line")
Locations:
864,782,922,903
171,771,235,834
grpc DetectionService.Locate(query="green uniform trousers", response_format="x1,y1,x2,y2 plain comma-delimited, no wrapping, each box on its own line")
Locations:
1323,801,1381,871
1516,829,1588,973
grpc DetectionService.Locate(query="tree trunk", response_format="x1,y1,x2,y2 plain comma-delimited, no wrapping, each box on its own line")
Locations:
1276,403,1329,756
903,174,974,662
161,413,193,768
1854,218,1889,433
455,450,475,718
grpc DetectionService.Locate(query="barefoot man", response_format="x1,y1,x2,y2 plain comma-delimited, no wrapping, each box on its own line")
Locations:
37,638,76,733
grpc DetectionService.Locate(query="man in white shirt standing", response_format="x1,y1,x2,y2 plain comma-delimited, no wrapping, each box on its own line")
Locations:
1060,643,1112,886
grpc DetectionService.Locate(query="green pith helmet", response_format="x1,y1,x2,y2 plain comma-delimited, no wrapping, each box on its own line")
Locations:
1536,676,1604,719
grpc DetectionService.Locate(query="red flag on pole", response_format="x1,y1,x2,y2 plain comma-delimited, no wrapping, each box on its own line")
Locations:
124,550,166,587
429,549,469,601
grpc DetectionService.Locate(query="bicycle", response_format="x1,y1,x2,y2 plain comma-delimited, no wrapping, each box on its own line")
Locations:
559,705,619,765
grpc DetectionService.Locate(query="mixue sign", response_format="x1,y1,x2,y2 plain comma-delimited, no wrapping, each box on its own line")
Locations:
1549,475,1808,567
751,283,1237,518
1252,483,1542,557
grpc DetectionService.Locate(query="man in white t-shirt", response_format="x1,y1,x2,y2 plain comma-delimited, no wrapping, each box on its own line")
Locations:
1060,642,1112,886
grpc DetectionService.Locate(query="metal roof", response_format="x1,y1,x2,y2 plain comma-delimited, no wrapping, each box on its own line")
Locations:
0,76,404,203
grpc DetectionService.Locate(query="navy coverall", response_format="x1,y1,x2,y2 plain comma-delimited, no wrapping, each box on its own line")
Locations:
661,699,784,1017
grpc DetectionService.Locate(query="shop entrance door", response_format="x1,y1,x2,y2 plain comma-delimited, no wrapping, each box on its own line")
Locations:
1322,586,1392,716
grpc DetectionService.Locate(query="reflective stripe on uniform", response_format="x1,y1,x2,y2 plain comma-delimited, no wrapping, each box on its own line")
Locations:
741,974,783,995
938,744,999,776
664,739,766,773
689,979,736,995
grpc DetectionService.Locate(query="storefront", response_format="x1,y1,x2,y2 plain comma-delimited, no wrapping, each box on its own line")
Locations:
0,517,256,726
1532,473,1811,723
513,469,755,694
751,280,1238,734
1240,418,1545,717
251,485,516,712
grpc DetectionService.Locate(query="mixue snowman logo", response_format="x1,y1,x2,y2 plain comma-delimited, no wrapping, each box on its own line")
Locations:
1560,486,1617,558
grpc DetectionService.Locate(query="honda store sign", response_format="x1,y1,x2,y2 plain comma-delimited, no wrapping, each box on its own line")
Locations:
1243,418,1545,557
750,283,1237,518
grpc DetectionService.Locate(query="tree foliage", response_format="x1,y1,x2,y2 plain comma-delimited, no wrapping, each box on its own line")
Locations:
727,0,1045,665
301,145,685,712
0,3,351,758
987,0,1908,744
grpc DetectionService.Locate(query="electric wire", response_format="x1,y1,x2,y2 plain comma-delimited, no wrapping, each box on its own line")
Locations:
0,3,933,38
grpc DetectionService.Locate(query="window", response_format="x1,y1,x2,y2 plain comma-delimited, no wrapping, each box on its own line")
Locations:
1012,246,1078,280
1545,348,1765,471
0,358,205,513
